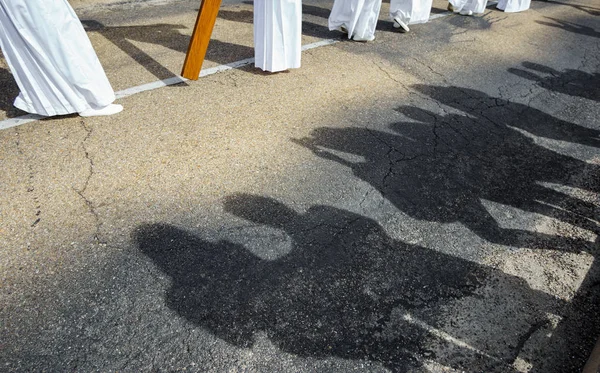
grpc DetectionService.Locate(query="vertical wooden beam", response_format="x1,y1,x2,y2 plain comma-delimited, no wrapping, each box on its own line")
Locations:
181,0,222,80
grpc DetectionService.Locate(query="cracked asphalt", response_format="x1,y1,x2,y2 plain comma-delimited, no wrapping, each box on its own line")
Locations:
1,0,599,372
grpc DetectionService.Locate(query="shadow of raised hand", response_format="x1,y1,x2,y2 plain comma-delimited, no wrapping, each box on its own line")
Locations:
295,85,599,252
508,61,600,102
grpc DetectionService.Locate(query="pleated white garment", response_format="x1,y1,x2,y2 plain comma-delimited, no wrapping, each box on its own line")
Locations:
449,0,487,14
390,0,433,25
496,0,530,12
254,0,302,72
329,0,382,41
0,0,115,116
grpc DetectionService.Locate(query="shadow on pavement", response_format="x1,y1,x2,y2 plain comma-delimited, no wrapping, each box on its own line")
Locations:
218,5,338,39
295,85,599,252
81,20,254,81
217,8,254,23
82,20,189,81
508,62,600,101
135,195,563,372
534,0,600,16
535,17,600,38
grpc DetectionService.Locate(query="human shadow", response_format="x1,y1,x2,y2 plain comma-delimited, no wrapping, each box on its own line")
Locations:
414,84,600,149
135,195,563,372
535,17,600,38
81,20,254,80
534,0,600,16
508,61,600,101
295,85,599,252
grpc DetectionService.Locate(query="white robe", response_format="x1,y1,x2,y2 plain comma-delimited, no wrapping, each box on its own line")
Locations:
496,0,530,12
329,0,382,41
449,0,487,14
390,0,433,25
0,0,115,116
254,0,302,72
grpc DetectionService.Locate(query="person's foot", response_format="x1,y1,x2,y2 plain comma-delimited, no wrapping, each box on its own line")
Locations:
447,3,455,11
79,104,123,117
459,9,473,15
353,34,376,42
339,26,348,34
393,16,410,32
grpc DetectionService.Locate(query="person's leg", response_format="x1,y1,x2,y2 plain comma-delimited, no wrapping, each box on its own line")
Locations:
497,0,531,12
448,0,466,13
390,0,411,32
352,0,382,41
329,0,362,38
254,0,301,72
463,0,487,14
408,0,433,24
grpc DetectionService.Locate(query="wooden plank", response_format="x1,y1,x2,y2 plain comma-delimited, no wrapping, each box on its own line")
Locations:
181,0,223,80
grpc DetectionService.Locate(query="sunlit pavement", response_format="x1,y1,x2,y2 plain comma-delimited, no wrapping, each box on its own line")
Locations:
1,0,599,371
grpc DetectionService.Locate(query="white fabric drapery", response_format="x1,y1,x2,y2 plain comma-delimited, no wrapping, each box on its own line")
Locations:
254,0,302,72
329,0,382,41
390,0,433,25
496,0,531,12
0,0,116,116
448,0,487,14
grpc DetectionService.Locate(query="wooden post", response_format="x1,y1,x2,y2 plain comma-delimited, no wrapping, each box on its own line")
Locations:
181,0,223,80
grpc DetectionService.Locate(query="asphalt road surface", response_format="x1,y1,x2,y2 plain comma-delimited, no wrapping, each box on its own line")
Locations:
1,0,599,372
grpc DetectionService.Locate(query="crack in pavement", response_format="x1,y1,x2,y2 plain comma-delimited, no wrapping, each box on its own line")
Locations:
73,120,104,243
14,128,42,229
510,318,552,363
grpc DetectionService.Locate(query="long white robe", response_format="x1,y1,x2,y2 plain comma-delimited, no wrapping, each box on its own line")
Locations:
449,0,487,14
0,0,116,116
329,0,382,41
390,0,433,25
496,0,530,12
254,0,302,72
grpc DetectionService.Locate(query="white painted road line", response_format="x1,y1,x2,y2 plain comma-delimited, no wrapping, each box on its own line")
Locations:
0,114,45,131
0,3,498,131
402,313,504,363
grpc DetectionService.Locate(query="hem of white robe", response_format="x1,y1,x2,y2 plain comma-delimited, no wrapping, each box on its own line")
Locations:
449,0,487,13
14,93,115,117
496,5,529,11
328,21,358,40
329,25,376,40
255,62,301,73
389,13,431,24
